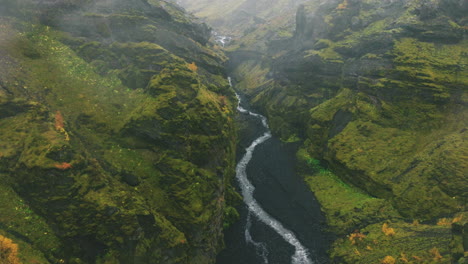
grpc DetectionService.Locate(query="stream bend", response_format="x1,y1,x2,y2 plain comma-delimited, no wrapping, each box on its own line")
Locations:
233,78,313,264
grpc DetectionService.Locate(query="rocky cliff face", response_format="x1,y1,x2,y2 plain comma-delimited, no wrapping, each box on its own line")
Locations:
242,0,467,220
0,0,238,263
222,0,467,262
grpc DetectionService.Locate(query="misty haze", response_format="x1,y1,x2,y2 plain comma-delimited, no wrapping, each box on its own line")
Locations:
0,0,466,263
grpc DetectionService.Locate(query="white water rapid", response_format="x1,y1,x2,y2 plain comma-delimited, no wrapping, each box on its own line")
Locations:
231,77,313,264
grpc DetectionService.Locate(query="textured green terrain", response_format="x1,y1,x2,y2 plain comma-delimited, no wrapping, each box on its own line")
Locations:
0,0,239,263
176,0,468,262
237,0,467,220
1,0,467,263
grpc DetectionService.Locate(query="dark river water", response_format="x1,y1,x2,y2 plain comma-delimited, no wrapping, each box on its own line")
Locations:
216,89,333,264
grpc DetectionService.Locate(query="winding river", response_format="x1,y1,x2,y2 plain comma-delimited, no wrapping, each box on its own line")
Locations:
217,78,331,264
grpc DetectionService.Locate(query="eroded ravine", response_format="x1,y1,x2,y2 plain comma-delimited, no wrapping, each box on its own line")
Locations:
217,78,331,264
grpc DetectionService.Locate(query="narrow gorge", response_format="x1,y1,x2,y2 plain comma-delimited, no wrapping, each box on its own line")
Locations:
215,83,331,263
0,0,466,263
177,0,467,263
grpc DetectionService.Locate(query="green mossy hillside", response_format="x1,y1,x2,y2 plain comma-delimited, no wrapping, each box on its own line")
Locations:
331,221,454,264
230,0,467,219
298,149,400,235
221,0,467,262
0,0,238,262
298,149,463,264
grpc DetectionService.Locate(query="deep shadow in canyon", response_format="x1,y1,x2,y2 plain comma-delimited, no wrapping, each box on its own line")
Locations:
216,93,334,264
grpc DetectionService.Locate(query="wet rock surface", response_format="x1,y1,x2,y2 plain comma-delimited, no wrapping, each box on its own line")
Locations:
217,94,332,264
177,0,467,262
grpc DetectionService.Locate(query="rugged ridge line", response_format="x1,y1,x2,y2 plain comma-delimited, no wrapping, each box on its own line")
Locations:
176,0,467,262
0,0,239,263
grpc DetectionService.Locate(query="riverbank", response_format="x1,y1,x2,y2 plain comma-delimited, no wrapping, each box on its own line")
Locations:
297,149,462,263
217,91,333,264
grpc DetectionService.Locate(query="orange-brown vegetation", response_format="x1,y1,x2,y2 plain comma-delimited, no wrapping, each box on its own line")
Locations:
54,111,70,141
349,231,366,245
337,0,348,10
429,247,442,261
452,215,463,223
55,110,64,130
412,220,419,226
437,218,451,226
219,95,227,107
0,235,21,264
353,248,361,256
187,62,198,72
382,223,396,236
437,215,462,226
381,255,396,264
412,255,423,262
399,253,409,263
54,162,72,170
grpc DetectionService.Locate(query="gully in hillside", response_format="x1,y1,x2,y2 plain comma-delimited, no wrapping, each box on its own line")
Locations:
232,77,313,264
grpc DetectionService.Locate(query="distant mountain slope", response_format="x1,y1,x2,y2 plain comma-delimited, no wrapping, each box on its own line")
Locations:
0,0,238,263
238,0,467,219
187,0,467,262
174,0,307,37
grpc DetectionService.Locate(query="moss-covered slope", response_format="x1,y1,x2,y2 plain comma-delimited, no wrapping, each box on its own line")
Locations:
0,0,238,263
233,0,467,219
222,0,467,262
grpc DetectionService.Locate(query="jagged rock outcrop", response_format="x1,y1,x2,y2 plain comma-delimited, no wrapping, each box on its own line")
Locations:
232,0,467,220
199,0,467,262
0,0,238,263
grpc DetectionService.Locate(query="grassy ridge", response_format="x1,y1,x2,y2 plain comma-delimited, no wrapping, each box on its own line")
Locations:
207,0,467,262
0,1,238,262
